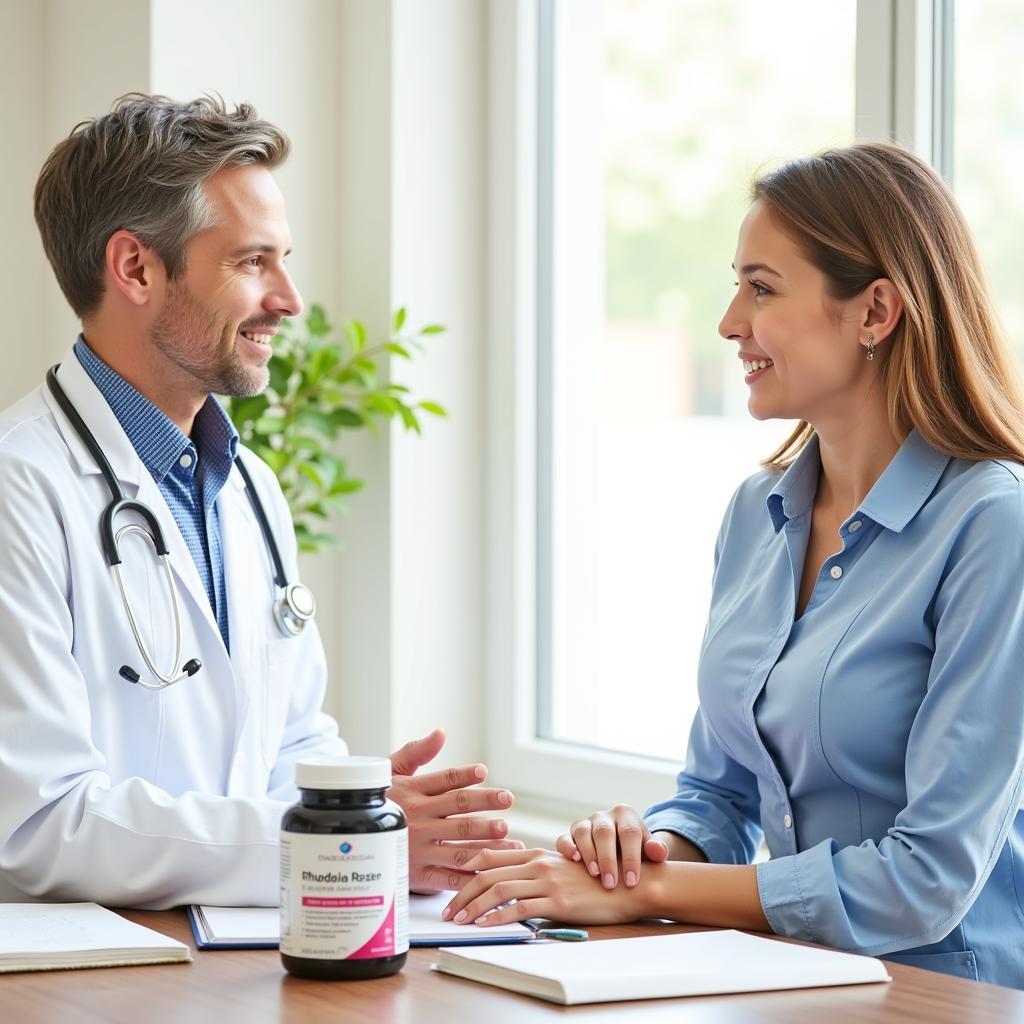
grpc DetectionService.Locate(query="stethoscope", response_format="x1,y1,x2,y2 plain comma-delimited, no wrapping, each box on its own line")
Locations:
46,366,317,690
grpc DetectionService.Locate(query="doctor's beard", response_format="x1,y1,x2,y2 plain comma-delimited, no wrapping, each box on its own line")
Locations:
149,280,275,399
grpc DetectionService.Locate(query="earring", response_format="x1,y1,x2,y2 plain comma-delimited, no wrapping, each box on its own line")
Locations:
866,333,875,361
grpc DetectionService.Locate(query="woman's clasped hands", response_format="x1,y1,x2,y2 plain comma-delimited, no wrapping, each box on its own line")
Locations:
441,804,668,927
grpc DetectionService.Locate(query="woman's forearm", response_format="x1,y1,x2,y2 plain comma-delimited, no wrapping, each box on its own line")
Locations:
652,830,709,863
637,860,771,932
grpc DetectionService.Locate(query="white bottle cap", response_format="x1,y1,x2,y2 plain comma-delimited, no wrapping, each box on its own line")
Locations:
295,756,392,791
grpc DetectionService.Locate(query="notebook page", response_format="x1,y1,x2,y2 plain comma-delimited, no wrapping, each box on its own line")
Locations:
200,906,279,941
0,903,188,960
438,929,890,1004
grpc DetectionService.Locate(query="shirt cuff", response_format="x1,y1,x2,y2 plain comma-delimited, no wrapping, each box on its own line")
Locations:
756,839,838,944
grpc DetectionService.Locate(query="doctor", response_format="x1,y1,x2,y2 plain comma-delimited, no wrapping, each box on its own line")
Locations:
0,93,519,908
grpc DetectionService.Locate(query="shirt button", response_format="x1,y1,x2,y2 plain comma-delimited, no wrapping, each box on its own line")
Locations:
179,453,194,468
830,565,843,579
848,520,862,532
783,814,793,829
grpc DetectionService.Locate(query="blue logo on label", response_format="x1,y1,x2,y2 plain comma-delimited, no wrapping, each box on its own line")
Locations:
340,842,352,854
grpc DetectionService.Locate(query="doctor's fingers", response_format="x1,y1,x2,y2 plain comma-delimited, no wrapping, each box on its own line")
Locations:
411,816,511,844
408,840,527,891
406,763,492,797
432,839,527,871
423,785,514,818
410,865,474,893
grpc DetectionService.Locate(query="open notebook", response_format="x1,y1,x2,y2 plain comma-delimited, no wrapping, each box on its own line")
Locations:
0,903,190,973
188,892,532,949
433,929,890,1005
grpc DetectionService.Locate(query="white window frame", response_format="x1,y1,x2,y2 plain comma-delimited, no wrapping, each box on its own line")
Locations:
485,0,951,818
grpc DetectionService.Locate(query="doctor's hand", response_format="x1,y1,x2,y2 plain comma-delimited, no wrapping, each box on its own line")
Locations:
387,729,524,893
554,804,668,890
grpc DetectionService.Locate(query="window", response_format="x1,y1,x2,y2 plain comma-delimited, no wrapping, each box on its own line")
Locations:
951,0,1024,355
538,0,855,763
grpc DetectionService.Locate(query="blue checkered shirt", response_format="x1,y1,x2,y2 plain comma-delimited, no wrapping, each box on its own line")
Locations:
74,336,238,650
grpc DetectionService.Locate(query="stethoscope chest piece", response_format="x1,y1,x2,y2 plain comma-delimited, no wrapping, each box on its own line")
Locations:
274,582,317,637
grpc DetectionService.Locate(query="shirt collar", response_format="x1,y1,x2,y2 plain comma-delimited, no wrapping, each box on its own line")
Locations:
766,434,820,532
766,428,950,535
74,335,239,484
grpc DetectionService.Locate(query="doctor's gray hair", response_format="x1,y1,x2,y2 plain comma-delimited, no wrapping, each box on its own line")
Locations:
34,93,290,320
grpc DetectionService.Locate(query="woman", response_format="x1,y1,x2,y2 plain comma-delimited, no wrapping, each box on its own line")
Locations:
444,142,1024,987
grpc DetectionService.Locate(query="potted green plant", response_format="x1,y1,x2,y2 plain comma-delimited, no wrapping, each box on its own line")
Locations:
225,305,446,552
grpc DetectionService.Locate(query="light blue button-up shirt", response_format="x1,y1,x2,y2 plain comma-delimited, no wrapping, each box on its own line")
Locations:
645,429,1024,987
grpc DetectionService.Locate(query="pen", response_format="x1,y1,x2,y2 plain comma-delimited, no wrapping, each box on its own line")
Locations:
523,920,589,942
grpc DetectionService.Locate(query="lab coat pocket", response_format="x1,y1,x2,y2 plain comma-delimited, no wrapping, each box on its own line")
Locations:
260,637,294,771
882,949,979,982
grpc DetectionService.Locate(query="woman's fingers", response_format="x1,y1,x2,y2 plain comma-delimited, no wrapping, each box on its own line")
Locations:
555,833,582,861
590,812,620,888
440,850,638,928
447,877,547,926
442,853,545,921
559,806,659,887
643,835,669,862
615,812,647,889
570,818,600,877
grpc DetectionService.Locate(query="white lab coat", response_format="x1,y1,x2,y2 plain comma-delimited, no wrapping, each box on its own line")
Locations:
0,349,347,908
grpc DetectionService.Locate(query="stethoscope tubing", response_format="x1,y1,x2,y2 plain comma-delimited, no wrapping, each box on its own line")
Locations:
44,363,315,687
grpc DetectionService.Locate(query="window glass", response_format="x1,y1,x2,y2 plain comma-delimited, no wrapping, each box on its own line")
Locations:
542,0,857,760
952,0,1024,354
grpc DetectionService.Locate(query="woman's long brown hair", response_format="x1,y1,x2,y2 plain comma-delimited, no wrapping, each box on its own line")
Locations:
752,142,1024,469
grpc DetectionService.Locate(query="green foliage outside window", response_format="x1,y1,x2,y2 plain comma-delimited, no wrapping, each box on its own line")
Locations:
225,305,446,553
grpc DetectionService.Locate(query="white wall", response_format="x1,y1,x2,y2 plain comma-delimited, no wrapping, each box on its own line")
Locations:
389,0,486,768
0,0,151,405
0,0,46,408
0,0,487,771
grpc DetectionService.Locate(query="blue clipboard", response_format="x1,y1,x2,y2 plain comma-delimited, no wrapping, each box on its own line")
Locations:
187,906,279,950
186,904,533,950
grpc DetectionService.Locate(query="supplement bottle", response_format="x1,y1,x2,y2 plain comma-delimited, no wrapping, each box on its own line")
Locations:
280,757,408,979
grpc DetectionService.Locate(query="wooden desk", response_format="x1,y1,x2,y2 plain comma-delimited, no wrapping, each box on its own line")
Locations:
4,911,1024,1023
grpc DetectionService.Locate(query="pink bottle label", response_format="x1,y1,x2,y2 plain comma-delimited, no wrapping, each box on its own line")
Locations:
280,829,409,960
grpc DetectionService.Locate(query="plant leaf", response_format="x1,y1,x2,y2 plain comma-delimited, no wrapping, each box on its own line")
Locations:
393,306,407,332
329,477,364,495
260,448,289,474
226,394,270,428
296,408,338,437
398,405,421,433
254,414,286,435
268,355,293,396
307,345,339,386
306,304,331,337
344,319,367,354
331,407,365,429
364,393,399,416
